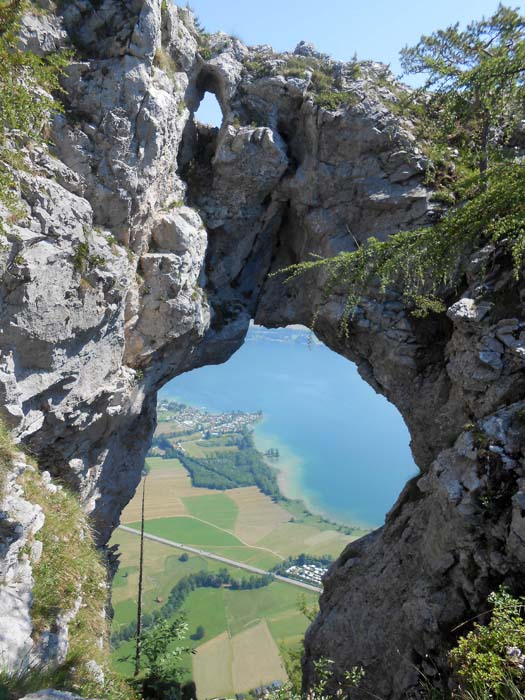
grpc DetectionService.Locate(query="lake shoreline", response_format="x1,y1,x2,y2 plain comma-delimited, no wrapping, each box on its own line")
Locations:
253,420,375,532
159,324,416,528
156,394,372,532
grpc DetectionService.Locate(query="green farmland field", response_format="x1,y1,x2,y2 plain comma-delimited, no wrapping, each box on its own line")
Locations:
128,516,243,547
110,423,357,697
182,493,239,531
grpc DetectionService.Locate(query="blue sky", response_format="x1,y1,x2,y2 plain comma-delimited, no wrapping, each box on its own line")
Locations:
189,0,524,125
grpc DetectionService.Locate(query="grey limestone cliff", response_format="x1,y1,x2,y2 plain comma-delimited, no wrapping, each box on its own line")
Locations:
0,1,524,697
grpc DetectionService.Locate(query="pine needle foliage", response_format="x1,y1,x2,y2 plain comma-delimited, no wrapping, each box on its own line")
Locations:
276,5,525,332
276,164,525,332
400,4,525,177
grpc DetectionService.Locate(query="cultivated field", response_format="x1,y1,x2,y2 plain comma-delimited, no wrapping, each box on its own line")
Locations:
183,493,239,530
110,532,318,689
120,457,352,559
131,516,244,547
259,522,351,558
111,446,356,696
111,530,249,626
120,460,216,523
192,632,233,699
223,581,311,638
191,613,288,697
203,545,281,569
229,486,290,543
231,620,286,692
184,588,229,643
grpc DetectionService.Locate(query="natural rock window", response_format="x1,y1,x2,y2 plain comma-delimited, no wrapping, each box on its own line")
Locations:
156,324,417,527
194,90,223,128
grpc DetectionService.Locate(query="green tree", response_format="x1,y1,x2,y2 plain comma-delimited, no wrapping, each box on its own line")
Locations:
190,625,204,641
401,4,525,177
278,162,525,325
139,618,193,700
278,7,525,325
449,587,525,698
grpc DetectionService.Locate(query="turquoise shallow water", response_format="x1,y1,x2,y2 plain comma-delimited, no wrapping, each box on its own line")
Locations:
160,326,417,528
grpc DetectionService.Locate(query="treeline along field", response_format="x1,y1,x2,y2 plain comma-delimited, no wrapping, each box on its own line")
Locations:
110,403,362,693
112,568,274,646
153,430,282,498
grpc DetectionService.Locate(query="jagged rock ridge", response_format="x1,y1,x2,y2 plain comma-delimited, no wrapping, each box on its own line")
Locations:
0,1,523,697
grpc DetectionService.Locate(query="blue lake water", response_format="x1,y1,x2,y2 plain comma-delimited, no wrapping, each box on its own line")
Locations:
160,326,417,528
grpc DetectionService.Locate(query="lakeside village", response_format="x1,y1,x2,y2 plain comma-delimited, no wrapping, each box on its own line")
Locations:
155,400,328,587
157,400,280,457
158,399,261,437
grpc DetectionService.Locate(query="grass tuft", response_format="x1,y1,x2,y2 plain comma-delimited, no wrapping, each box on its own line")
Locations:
153,47,179,78
14,471,138,700
0,419,15,497
21,472,106,637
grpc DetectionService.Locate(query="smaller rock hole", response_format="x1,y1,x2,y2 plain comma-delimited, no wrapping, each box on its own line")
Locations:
194,91,223,128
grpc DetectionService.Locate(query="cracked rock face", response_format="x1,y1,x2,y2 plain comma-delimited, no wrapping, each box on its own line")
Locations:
1,1,524,695
0,458,44,672
0,457,94,674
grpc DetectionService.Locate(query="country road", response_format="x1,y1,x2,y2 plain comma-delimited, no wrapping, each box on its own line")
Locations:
118,525,322,593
